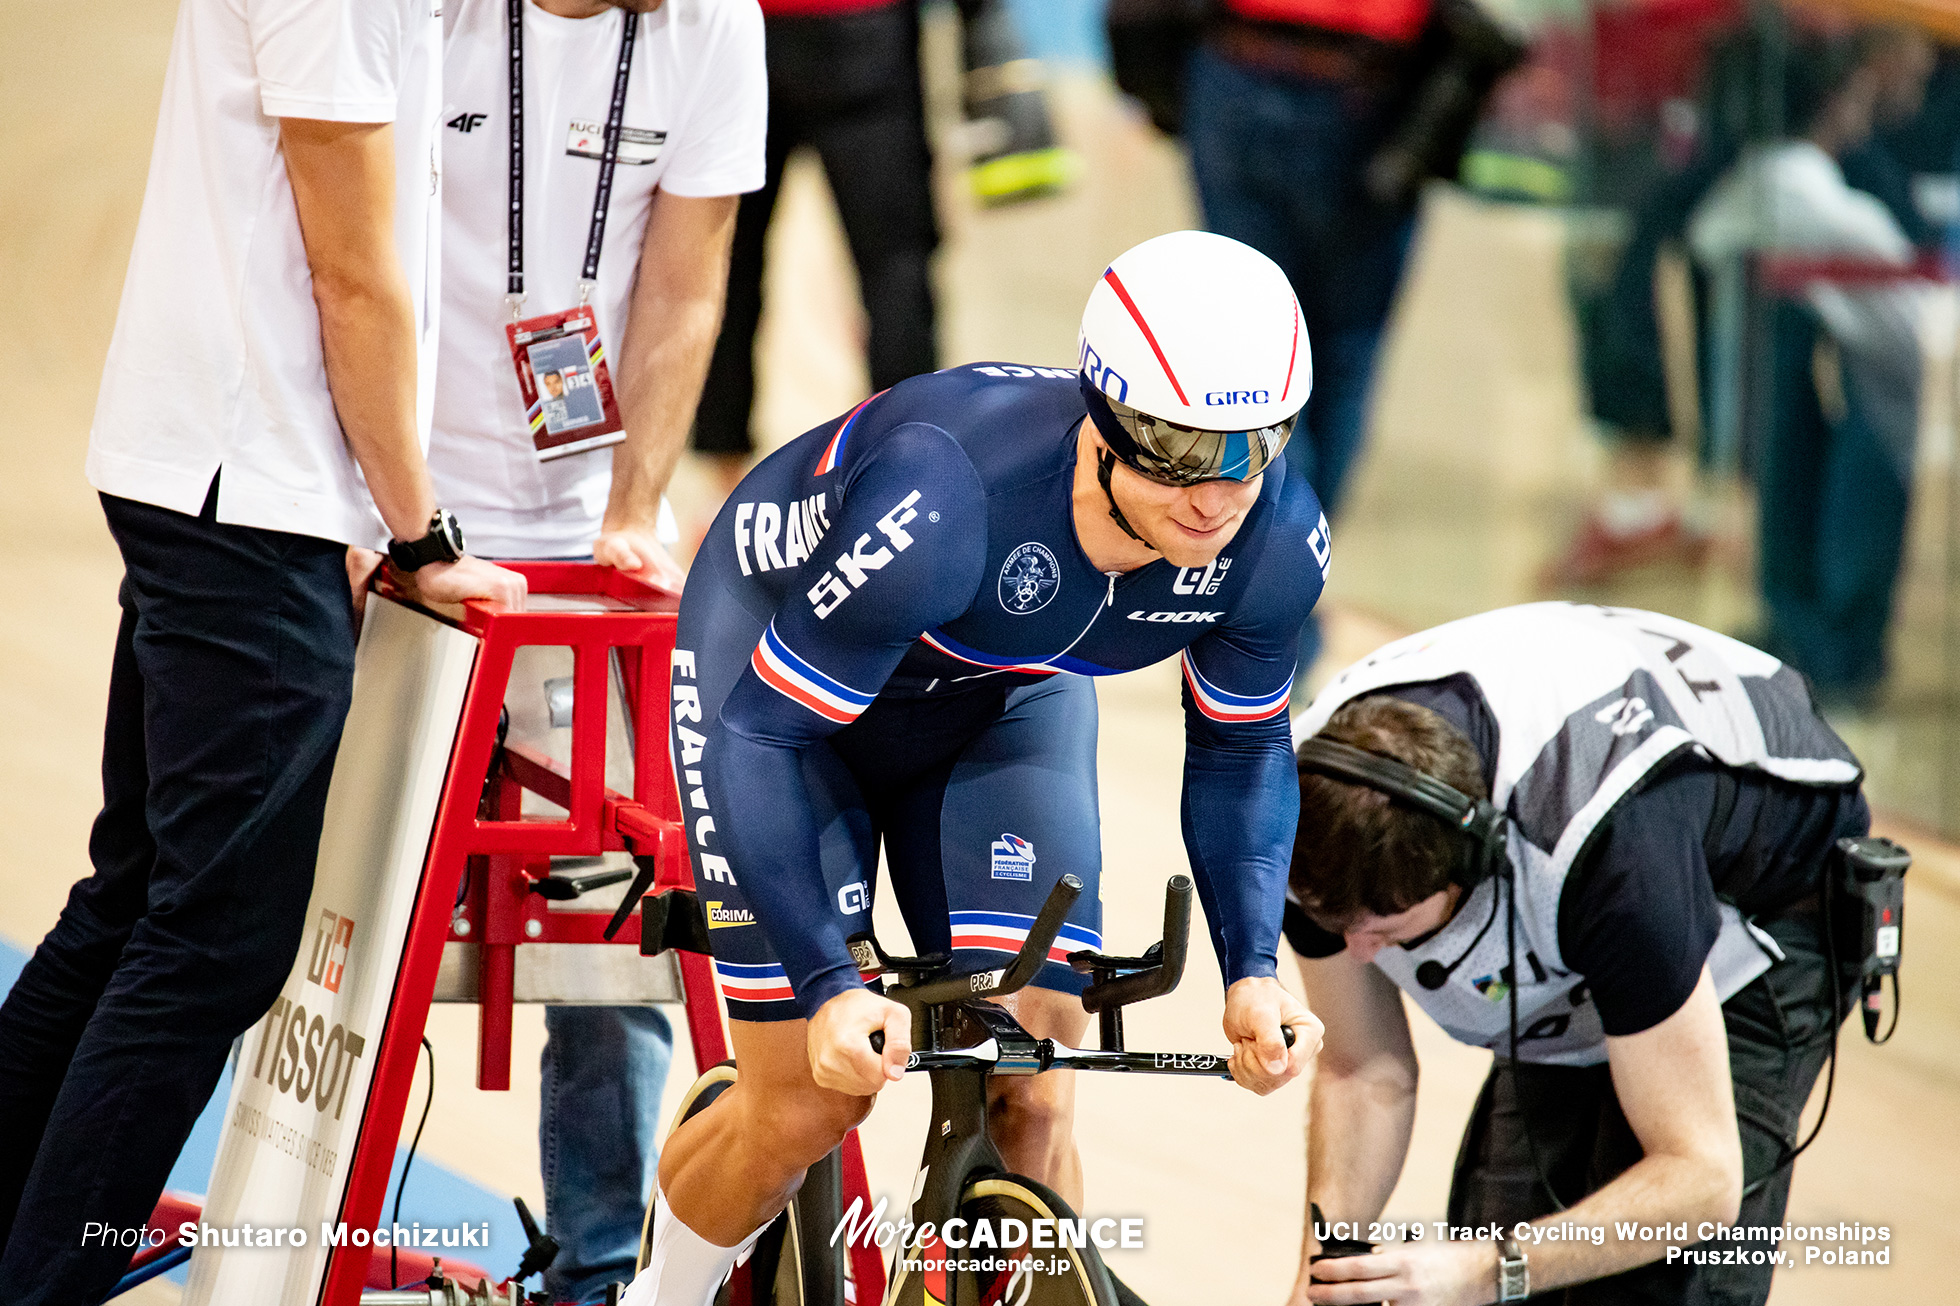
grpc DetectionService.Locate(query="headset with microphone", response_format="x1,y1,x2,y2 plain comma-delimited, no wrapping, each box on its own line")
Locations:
1297,733,1576,1210
1294,737,1510,989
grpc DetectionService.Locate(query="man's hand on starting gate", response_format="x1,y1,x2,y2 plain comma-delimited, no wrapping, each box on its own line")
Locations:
810,988,912,1095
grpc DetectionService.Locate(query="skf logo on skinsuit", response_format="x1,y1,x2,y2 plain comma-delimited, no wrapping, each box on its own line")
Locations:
1174,557,1231,596
734,493,831,576
991,834,1036,881
1204,389,1270,406
305,910,355,994
1127,610,1221,624
998,542,1061,615
838,881,870,915
706,901,755,929
1079,341,1128,404
670,649,736,887
808,491,923,618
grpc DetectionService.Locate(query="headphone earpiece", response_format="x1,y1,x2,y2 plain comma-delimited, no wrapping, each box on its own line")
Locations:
1296,736,1508,894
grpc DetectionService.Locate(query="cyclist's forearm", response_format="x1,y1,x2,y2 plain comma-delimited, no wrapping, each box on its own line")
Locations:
1180,727,1296,984
709,725,858,1016
1306,1062,1417,1228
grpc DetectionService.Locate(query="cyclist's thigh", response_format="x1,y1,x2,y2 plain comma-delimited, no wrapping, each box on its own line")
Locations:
672,580,877,1024
883,675,1104,995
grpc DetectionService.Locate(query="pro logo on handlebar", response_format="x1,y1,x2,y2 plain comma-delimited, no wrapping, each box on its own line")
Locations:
970,968,1005,994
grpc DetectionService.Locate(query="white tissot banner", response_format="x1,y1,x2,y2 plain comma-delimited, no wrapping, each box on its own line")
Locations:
183,596,478,1305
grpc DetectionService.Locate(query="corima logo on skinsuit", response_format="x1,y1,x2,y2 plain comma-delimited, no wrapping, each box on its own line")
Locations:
998,542,1060,614
706,901,755,929
991,833,1036,881
808,491,924,619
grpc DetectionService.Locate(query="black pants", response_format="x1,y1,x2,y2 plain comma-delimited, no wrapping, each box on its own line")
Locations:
0,490,355,1303
1449,913,1846,1305
692,1,939,456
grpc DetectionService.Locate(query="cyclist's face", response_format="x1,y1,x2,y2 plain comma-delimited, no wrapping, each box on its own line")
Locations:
1339,886,1461,964
1107,451,1263,569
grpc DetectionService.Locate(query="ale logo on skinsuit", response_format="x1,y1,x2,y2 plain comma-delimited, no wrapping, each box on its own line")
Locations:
991,834,1037,881
998,543,1060,615
707,901,756,929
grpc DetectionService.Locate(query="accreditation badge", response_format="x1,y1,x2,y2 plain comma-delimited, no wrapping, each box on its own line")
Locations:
507,307,625,461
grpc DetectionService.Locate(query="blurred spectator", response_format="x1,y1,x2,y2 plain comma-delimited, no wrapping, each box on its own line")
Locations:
1183,0,1435,682
692,0,940,505
1548,23,1947,589
1689,28,1937,704
691,0,1067,515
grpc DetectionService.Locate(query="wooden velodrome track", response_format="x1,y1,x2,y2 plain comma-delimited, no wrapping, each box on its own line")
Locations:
2,3,1955,1300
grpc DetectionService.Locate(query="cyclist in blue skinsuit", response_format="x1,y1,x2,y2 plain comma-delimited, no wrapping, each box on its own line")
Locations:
631,231,1331,1306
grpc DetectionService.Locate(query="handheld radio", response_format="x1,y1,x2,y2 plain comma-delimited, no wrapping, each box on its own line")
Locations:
1835,835,1909,1042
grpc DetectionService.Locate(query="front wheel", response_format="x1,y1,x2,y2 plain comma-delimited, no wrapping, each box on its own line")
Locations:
888,1174,1116,1306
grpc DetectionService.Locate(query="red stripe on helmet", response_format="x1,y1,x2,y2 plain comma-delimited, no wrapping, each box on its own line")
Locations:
1102,268,1190,407
1281,297,1301,402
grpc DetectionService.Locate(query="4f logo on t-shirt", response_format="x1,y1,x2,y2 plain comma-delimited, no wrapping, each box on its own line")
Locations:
808,492,923,618
447,112,489,133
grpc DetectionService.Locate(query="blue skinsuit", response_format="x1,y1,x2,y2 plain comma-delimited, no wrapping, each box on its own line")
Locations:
669,364,1330,1021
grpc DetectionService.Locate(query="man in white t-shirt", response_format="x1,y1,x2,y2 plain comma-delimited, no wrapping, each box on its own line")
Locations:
434,0,764,1298
0,1,523,1297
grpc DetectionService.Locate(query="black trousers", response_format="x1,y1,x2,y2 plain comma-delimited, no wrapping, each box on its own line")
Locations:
0,490,355,1303
1448,912,1847,1305
692,1,939,456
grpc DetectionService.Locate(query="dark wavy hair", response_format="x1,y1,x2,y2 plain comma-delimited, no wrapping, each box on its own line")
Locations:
1291,696,1488,930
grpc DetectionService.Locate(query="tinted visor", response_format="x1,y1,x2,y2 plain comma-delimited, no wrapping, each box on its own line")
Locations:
1081,379,1294,487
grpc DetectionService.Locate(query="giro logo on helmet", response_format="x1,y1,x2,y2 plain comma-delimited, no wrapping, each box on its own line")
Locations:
1204,390,1270,406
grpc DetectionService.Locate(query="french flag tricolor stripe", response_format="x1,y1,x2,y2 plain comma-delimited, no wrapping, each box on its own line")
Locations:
919,630,1060,676
814,390,886,477
1182,651,1289,723
949,911,1102,965
752,623,875,724
715,960,795,1003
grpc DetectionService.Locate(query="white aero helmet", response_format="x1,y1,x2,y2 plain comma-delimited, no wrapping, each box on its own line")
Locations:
1077,230,1310,486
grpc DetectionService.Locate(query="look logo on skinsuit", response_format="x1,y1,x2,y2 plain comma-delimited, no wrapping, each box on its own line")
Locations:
998,542,1061,614
991,834,1037,881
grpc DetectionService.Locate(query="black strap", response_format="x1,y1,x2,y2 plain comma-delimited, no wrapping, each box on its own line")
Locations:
506,0,638,307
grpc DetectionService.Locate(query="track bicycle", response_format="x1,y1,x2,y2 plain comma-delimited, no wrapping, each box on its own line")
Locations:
641,872,1289,1305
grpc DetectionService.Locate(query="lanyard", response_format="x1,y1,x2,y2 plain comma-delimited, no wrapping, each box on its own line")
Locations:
505,0,638,315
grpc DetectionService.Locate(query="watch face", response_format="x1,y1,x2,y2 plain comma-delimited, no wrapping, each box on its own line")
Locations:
434,509,466,561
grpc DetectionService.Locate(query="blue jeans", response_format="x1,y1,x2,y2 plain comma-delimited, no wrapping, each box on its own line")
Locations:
1756,302,1912,698
540,1005,675,1302
1185,43,1417,678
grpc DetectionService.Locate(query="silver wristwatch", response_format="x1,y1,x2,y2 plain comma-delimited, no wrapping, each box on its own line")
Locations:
1496,1235,1530,1302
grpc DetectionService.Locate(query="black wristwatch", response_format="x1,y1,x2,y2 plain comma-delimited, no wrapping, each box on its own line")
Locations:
387,508,466,572
1497,1235,1530,1302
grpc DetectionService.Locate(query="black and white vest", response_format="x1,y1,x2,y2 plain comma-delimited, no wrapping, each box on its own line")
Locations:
1294,603,1862,1066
